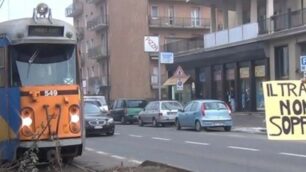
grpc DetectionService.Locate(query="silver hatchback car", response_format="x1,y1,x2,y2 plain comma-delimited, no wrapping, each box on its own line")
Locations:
138,100,183,127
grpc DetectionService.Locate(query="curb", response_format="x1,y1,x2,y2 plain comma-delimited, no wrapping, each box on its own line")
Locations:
232,127,267,135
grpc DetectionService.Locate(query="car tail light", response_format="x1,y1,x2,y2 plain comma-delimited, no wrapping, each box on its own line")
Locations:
201,104,206,117
225,103,232,114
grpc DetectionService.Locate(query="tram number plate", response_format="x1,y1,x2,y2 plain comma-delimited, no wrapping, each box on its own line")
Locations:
44,90,58,96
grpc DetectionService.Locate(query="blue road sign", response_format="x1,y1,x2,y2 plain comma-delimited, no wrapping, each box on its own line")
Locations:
160,52,174,64
300,56,306,72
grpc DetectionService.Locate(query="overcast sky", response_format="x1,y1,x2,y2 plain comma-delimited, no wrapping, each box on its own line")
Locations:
0,0,73,24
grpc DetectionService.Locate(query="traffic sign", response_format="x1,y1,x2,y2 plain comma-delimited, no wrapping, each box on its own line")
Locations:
160,52,174,64
300,56,306,72
173,66,187,78
176,79,184,91
144,36,159,52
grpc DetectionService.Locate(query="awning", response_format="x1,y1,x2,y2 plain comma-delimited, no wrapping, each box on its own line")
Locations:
163,75,190,86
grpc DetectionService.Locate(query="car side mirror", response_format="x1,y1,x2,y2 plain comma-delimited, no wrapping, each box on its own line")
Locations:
178,109,184,112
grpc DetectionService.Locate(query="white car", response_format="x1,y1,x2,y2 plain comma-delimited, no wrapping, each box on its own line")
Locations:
84,96,109,112
138,100,183,127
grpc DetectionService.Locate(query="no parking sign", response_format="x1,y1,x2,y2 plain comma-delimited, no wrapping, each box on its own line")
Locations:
176,79,184,91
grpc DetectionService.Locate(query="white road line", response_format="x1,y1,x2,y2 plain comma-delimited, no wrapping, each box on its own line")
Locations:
85,147,94,151
279,152,306,158
152,137,171,141
184,141,210,146
128,159,143,164
114,132,120,135
96,151,109,155
227,146,259,152
129,134,143,138
111,155,126,160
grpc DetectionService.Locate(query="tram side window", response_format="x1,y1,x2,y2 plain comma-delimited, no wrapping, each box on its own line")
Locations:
0,48,5,87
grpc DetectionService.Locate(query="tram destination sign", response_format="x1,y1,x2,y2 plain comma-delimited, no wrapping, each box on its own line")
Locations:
28,26,64,37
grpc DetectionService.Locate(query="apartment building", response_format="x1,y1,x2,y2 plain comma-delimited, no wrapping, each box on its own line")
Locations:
66,0,212,101
166,0,306,112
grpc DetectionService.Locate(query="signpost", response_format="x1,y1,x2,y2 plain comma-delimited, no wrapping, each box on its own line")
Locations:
176,78,184,91
144,37,174,100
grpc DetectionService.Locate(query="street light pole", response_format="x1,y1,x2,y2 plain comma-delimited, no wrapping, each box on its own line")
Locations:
158,53,161,100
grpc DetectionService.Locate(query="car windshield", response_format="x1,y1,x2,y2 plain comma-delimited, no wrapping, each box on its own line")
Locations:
161,102,182,110
84,102,106,116
11,44,76,86
204,102,227,110
126,100,146,108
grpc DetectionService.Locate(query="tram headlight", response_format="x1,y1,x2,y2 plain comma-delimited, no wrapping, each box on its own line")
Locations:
22,117,33,127
69,105,80,123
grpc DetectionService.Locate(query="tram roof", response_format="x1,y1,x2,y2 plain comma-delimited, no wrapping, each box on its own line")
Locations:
0,18,77,45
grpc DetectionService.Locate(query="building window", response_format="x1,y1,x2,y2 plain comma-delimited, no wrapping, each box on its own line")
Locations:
0,48,4,87
151,6,159,18
275,46,289,80
191,7,200,27
168,6,174,25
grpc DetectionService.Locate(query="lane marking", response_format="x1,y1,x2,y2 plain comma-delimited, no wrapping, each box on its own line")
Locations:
184,141,210,146
152,137,171,141
128,159,143,164
111,155,126,160
227,146,259,152
96,151,109,155
129,134,143,138
279,152,306,158
115,132,120,135
85,147,94,152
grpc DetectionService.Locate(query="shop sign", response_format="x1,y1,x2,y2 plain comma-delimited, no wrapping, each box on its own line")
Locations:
255,66,265,77
226,69,235,80
240,67,249,78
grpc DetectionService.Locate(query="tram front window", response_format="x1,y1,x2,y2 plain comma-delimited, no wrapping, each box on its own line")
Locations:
11,44,77,86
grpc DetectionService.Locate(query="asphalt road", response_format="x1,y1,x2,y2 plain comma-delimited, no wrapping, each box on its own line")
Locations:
80,124,306,172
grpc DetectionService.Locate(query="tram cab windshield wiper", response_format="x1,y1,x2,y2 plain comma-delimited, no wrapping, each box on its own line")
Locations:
26,49,39,78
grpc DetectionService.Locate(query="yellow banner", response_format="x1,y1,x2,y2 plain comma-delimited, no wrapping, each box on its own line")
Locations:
263,80,306,140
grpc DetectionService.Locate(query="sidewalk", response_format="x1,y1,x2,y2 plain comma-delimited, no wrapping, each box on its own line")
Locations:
231,112,267,134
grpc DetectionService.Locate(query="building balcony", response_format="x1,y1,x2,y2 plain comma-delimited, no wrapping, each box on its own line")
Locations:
258,8,306,34
165,37,204,54
87,45,108,60
76,27,84,41
149,16,210,29
87,16,108,31
65,3,83,17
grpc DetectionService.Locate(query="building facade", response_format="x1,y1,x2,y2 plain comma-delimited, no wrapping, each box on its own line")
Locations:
166,0,306,112
66,0,212,102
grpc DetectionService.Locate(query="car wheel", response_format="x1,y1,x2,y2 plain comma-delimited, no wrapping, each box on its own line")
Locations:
224,126,232,132
120,116,126,124
175,119,181,130
195,121,202,132
138,118,144,126
107,127,115,136
152,118,158,127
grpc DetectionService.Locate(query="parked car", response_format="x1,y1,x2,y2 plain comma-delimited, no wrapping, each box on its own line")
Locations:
84,95,108,113
138,100,183,127
109,99,147,124
84,101,115,136
175,100,232,132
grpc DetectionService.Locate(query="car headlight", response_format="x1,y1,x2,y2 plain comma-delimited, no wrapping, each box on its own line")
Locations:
107,118,114,124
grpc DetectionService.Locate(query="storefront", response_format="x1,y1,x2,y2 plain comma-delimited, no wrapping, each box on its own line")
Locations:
167,42,269,112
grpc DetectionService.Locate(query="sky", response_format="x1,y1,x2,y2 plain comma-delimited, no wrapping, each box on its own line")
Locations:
0,0,73,24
